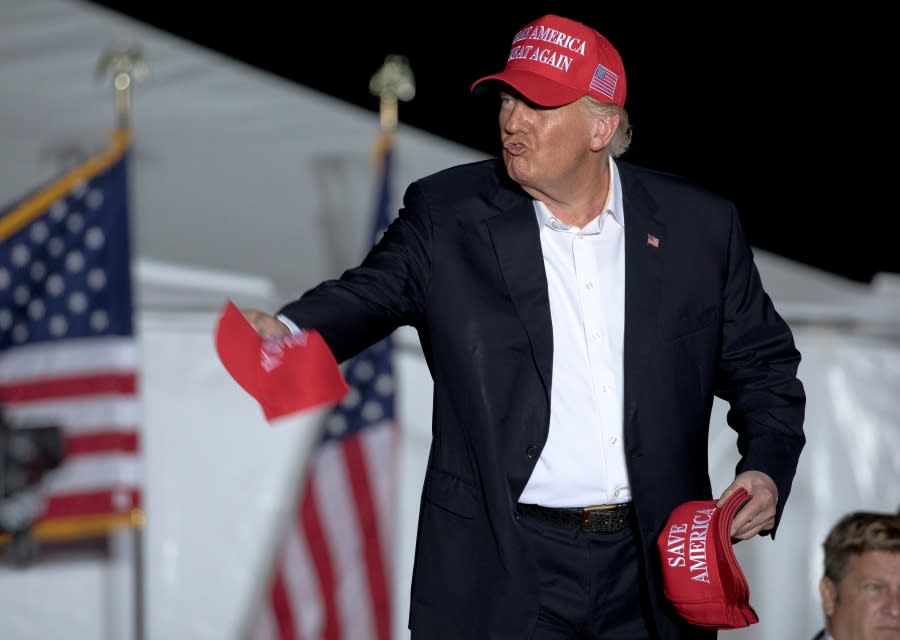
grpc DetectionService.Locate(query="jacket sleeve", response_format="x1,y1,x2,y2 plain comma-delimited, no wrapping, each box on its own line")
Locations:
714,205,806,535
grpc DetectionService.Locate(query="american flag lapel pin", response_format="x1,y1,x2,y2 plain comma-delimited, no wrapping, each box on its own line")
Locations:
647,234,660,248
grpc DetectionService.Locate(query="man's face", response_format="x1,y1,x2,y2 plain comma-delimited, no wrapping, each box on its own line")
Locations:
821,550,900,640
496,91,603,200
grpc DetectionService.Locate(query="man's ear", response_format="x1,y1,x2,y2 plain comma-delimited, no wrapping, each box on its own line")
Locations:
819,576,838,616
590,113,619,152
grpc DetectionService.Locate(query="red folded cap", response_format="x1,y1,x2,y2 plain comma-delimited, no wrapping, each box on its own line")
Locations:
214,299,349,422
657,487,759,629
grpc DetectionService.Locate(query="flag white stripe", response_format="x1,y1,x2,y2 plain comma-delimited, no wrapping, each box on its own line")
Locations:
45,454,142,493
4,396,141,433
0,337,138,381
361,421,395,566
315,442,376,639
283,519,323,638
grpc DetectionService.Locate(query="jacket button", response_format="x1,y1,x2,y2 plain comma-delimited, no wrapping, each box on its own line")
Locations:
526,445,539,459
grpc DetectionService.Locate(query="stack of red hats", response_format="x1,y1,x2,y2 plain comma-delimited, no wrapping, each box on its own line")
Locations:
656,487,759,629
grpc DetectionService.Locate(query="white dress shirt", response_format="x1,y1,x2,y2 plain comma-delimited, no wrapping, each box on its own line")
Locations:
518,158,630,508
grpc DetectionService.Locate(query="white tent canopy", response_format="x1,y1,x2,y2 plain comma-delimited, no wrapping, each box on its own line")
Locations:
1,2,898,639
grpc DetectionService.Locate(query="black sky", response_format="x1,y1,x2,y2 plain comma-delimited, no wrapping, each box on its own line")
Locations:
86,2,896,284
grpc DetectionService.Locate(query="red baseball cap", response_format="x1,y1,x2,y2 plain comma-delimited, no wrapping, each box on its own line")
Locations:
214,299,349,422
470,14,626,108
657,487,759,629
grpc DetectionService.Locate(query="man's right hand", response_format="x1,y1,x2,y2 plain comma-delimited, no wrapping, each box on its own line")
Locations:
240,309,291,338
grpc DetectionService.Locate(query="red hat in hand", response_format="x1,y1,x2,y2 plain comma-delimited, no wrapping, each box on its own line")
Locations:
214,299,348,422
657,487,759,629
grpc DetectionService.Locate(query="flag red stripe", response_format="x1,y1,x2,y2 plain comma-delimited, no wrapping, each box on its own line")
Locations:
300,475,341,640
65,431,139,455
40,488,141,520
343,435,392,640
270,569,298,640
0,372,136,402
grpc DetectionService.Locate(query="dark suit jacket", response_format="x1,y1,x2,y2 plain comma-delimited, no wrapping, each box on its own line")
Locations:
279,158,806,640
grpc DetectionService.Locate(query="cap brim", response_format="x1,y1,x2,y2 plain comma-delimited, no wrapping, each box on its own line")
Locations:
470,70,583,108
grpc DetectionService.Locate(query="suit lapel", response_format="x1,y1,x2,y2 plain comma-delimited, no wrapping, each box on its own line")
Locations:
620,165,666,427
486,188,553,402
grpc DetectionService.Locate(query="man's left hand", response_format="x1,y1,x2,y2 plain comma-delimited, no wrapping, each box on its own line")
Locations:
718,471,778,540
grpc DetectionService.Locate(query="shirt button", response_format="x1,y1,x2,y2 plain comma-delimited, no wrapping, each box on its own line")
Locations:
614,489,621,497
609,437,617,445
526,444,539,459
585,282,593,289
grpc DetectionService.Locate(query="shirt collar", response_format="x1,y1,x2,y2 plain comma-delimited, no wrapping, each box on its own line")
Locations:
607,158,625,227
533,158,625,231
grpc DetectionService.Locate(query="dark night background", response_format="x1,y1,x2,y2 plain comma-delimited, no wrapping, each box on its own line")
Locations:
86,2,895,284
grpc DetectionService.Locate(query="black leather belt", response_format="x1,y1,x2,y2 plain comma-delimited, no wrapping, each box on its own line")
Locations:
517,501,634,533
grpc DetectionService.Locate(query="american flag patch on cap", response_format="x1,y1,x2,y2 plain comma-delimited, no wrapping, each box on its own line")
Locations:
589,64,619,100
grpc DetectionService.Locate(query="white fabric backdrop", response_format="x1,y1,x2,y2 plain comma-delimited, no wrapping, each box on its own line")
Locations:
710,327,900,639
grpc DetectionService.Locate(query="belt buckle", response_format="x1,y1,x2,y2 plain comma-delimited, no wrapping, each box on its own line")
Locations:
581,503,617,528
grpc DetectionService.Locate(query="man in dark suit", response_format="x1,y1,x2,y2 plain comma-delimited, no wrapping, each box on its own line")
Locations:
241,13,806,640
813,510,900,640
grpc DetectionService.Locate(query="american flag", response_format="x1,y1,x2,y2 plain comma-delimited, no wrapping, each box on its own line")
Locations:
249,134,398,640
0,130,142,538
589,64,619,101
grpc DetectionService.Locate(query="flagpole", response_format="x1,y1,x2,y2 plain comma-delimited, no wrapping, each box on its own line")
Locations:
96,43,149,132
368,55,413,640
96,43,147,640
368,54,415,145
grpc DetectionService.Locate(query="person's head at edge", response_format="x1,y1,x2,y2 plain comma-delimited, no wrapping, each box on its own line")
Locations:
470,14,632,210
819,511,900,639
